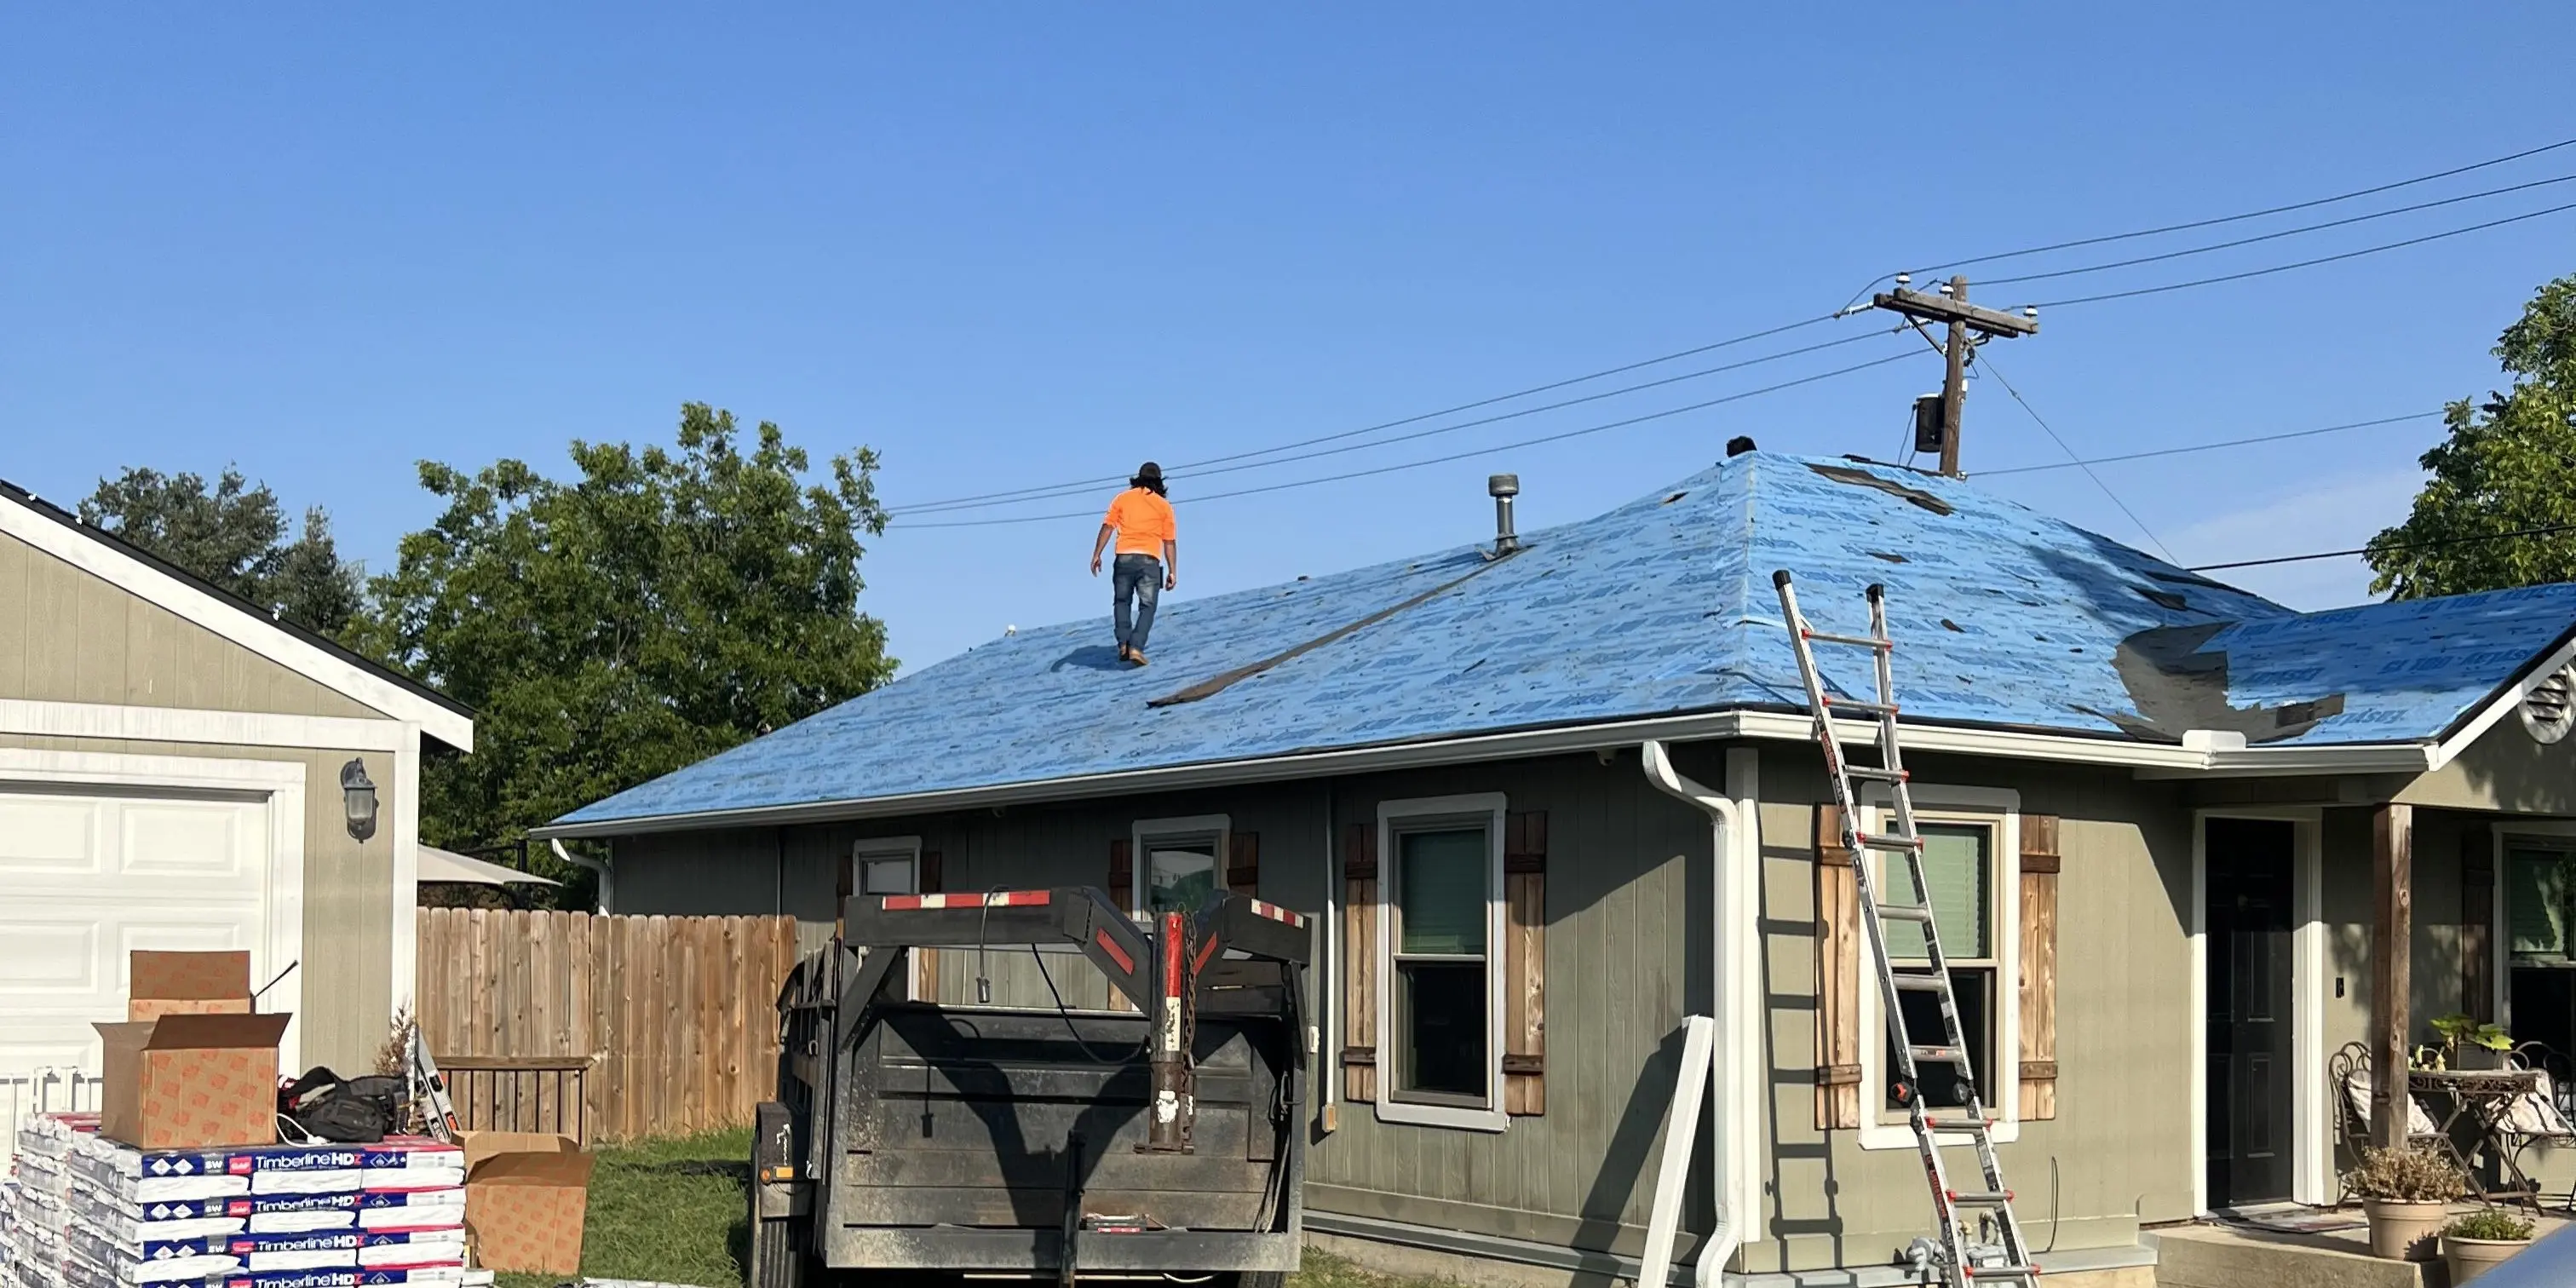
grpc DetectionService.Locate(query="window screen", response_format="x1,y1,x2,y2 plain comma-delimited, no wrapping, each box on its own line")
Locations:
2510,849,2576,960
1143,834,1222,915
859,856,916,896
1883,822,1991,960
1390,822,1492,1103
1398,828,1488,955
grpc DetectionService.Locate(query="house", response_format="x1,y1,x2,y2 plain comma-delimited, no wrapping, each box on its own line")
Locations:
0,480,473,1149
538,451,2576,1287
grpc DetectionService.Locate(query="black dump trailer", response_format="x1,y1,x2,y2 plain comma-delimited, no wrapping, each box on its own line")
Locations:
750,886,1311,1288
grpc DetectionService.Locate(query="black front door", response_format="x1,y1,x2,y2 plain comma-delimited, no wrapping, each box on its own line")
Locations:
2206,818,2297,1208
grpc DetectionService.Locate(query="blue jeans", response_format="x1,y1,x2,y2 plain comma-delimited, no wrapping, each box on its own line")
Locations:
1113,554,1162,651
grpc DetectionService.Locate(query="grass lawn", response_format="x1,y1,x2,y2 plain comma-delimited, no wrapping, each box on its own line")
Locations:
497,1132,1457,1288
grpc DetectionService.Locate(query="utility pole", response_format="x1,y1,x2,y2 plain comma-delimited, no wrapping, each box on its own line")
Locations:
1872,275,2038,476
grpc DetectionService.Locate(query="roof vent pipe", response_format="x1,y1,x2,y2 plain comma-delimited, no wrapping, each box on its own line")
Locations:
1488,474,1521,557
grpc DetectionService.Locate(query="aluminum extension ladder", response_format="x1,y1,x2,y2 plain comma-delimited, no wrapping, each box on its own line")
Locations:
1773,571,2040,1287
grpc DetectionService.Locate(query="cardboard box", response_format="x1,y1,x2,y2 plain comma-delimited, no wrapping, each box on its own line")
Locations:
94,1013,292,1149
460,1132,592,1274
129,951,255,1021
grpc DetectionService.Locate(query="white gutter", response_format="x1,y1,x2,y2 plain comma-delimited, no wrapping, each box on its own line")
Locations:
550,839,613,913
1641,739,1745,1288
533,706,2439,840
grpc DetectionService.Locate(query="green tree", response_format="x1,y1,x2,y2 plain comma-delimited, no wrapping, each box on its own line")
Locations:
78,466,365,635
355,404,897,860
2368,272,2576,598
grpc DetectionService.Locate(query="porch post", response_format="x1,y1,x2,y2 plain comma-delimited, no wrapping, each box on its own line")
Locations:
2370,803,2414,1150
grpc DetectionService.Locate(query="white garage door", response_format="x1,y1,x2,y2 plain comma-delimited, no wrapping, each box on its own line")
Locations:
0,787,281,1157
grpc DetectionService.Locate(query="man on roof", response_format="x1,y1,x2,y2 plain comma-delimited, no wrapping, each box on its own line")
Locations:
1090,461,1177,666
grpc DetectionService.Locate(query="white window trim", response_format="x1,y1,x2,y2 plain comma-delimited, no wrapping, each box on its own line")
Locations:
851,837,924,894
1130,814,1232,917
1372,792,1510,1133
1855,785,2021,1151
2492,822,2576,1034
851,837,925,998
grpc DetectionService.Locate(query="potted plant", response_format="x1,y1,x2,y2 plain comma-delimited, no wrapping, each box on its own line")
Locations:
2343,1145,2466,1260
2443,1208,2535,1282
2424,1014,2516,1071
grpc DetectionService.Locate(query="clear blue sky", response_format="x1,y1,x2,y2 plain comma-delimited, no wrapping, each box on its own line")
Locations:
8,5,2572,670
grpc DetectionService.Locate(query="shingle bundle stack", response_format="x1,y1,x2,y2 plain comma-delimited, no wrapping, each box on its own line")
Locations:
3,1113,102,1288
48,1136,491,1288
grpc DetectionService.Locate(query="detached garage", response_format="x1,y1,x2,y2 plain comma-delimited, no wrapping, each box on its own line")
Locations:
0,479,472,1155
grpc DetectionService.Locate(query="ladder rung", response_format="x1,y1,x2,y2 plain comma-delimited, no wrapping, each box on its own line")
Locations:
1908,1044,1964,1064
1856,831,1922,850
1846,766,1910,783
1959,1267,2040,1281
1823,696,1898,716
1946,1189,2015,1205
1923,1115,1997,1130
1803,629,1892,651
1874,904,1935,923
1892,972,1950,992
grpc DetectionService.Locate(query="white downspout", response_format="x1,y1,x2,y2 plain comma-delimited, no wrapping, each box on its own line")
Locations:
551,839,613,913
1641,739,1745,1288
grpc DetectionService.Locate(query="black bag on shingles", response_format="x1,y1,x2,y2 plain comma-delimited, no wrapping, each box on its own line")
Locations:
279,1067,403,1143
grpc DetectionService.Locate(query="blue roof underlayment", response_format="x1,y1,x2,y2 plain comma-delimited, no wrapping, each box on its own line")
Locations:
558,452,2576,827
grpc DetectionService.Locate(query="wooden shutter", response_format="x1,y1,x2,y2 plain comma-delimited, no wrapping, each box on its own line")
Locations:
1228,832,1260,894
2018,816,2060,1121
2464,825,2496,1023
916,850,945,1003
835,848,854,937
1504,811,1548,1115
1107,840,1136,1011
1815,803,1862,1130
1342,822,1378,1102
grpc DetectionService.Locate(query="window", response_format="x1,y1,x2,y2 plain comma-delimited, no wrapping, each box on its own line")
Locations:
1374,794,1508,1131
1131,816,1228,917
2505,840,2576,1073
1855,787,2021,1149
852,839,921,996
1882,822,1997,1118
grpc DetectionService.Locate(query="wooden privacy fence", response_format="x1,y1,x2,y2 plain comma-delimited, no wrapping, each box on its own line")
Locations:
415,909,801,1142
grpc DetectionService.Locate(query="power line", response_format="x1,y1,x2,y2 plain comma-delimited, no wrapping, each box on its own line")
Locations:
883,313,1841,513
893,328,1894,517
1975,411,2445,477
890,136,2576,520
1915,135,2576,276
889,349,1916,529
1975,356,2175,561
2189,522,2576,573
1980,171,2576,288
2030,199,2576,308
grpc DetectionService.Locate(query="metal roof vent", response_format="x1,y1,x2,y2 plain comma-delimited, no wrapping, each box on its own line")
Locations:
2523,665,2575,745
1487,474,1521,558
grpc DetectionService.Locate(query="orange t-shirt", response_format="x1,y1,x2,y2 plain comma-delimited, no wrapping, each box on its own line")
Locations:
1102,488,1176,556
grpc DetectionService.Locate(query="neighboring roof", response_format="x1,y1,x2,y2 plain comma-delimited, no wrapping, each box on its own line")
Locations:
0,477,474,751
418,845,559,886
550,451,2576,834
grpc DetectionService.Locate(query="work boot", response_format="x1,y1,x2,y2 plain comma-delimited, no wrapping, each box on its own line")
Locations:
1127,647,1148,666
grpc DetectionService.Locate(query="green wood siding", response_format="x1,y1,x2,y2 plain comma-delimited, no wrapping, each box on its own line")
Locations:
607,752,1714,1256
0,530,381,718
1747,749,2192,1274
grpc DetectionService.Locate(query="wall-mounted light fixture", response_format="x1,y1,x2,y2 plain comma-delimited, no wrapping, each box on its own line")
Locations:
340,758,379,842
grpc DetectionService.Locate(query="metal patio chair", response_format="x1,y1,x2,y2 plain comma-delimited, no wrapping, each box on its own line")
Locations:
2331,1040,2473,1204
2482,1043,2576,1210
